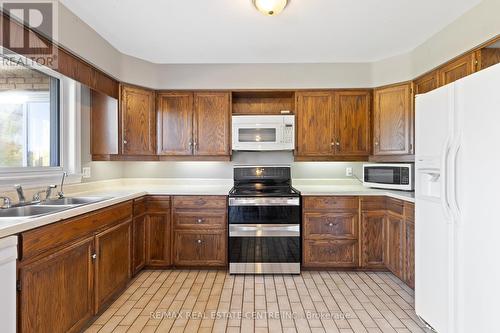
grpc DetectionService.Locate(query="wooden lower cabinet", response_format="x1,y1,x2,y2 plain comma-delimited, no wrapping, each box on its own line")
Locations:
360,210,386,268
303,239,359,268
174,230,226,266
132,214,147,274
145,196,172,267
95,220,132,312
404,202,415,288
18,237,95,333
385,212,405,279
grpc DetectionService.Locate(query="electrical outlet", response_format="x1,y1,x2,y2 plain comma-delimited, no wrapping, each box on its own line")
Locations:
82,167,91,179
345,167,353,177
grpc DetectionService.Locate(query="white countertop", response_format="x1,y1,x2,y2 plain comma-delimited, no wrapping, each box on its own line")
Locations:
0,178,414,239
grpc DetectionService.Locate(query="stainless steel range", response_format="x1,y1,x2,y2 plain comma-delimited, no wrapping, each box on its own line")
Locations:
228,166,301,274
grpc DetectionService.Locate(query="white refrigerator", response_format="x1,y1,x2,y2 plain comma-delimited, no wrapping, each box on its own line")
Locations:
415,63,500,333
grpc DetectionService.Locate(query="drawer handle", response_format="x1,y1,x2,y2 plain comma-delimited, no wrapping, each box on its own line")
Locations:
197,218,204,224
197,239,202,244
326,221,338,227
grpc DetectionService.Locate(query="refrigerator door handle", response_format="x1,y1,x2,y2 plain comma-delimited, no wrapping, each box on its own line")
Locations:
441,137,453,221
448,135,462,221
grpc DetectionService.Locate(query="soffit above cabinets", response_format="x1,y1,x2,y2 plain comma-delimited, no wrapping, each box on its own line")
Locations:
60,0,481,64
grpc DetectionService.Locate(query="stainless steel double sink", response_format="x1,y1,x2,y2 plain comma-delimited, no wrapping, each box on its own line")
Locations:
0,197,110,219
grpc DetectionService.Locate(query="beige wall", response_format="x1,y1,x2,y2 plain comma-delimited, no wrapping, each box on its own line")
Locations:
56,0,500,89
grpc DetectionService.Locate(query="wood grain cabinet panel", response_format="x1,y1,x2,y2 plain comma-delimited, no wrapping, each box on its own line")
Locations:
304,212,358,240
132,214,147,275
296,91,334,157
19,237,94,333
157,92,194,156
174,211,226,229
303,196,358,210
360,211,386,268
385,213,405,279
146,213,172,267
194,92,231,156
438,52,478,86
414,70,439,95
91,90,119,156
303,240,359,268
373,83,413,155
334,90,371,156
121,85,156,155
174,230,226,267
95,220,132,312
404,202,415,288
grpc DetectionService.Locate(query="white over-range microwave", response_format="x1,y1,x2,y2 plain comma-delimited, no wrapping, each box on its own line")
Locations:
363,163,414,191
232,115,295,151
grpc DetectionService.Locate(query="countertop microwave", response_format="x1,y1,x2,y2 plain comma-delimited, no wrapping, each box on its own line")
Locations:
232,115,295,151
363,163,414,191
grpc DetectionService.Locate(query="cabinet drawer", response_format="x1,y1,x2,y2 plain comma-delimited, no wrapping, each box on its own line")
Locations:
20,201,133,261
173,196,227,209
303,240,359,268
146,196,171,212
174,230,226,267
133,197,147,216
387,198,404,216
174,211,226,229
360,197,386,211
304,212,358,240
404,202,415,222
303,196,358,210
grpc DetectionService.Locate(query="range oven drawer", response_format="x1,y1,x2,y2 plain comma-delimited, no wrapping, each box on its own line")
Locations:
228,203,300,225
229,236,300,263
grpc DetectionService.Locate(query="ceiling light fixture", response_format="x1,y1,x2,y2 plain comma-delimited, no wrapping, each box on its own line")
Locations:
253,0,288,16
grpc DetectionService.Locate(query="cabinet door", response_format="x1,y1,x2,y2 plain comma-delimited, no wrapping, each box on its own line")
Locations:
120,85,156,155
303,240,359,268
373,83,413,155
303,212,358,240
405,220,415,288
174,230,226,267
438,52,477,86
334,90,371,156
132,215,147,275
385,213,405,279
414,70,439,95
91,90,118,156
19,237,94,333
157,92,194,155
146,213,172,266
360,211,385,268
95,220,132,312
194,92,231,156
296,91,334,157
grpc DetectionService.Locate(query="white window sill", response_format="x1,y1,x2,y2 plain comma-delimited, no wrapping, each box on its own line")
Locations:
0,171,81,192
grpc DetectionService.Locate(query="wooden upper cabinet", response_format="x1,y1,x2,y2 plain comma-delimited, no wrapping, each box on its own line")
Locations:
91,89,118,156
120,85,156,155
438,52,478,86
296,91,334,157
19,237,95,333
414,70,439,95
157,92,194,156
334,90,371,156
194,92,231,156
373,83,413,155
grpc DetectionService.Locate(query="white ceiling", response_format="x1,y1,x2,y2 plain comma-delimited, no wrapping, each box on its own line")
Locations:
60,0,482,64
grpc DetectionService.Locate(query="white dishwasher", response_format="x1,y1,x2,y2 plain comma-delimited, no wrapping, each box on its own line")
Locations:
0,236,17,333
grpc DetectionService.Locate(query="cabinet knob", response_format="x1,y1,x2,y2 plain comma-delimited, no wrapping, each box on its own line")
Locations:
91,254,97,260
330,142,335,147
188,142,192,146
123,140,128,144
197,218,203,223
197,239,202,244
374,142,379,146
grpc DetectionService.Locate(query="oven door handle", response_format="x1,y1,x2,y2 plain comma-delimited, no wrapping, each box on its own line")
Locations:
229,197,300,206
229,224,300,237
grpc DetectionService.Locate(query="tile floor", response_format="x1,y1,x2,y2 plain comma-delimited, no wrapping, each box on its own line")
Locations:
85,270,432,333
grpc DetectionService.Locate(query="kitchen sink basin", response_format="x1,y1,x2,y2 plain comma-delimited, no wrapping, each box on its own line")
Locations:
0,205,74,218
40,196,109,206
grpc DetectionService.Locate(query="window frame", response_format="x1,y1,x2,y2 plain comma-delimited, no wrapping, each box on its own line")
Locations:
0,53,82,189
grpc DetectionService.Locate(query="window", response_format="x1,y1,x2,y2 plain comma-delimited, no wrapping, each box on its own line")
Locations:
0,59,60,168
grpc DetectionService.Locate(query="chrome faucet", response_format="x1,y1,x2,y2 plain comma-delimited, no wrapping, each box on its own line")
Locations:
58,172,67,199
14,184,26,204
0,196,12,209
32,185,57,202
